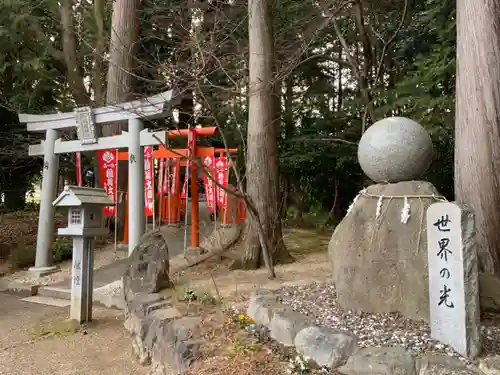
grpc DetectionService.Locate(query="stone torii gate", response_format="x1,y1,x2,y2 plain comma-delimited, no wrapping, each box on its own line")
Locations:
20,90,179,277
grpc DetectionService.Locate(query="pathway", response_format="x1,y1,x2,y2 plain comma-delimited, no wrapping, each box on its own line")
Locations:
0,293,147,375
37,218,222,302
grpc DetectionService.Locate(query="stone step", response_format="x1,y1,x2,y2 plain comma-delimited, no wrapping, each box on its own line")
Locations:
20,295,71,307
38,284,125,310
0,280,39,297
38,286,70,300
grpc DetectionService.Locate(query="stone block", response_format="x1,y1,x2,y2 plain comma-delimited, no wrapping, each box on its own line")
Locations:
268,308,313,346
150,317,204,375
294,326,357,368
479,273,500,313
426,202,480,358
122,231,171,302
132,308,182,365
416,354,483,375
479,355,500,375
0,280,39,297
329,181,441,323
246,291,280,326
338,347,416,375
124,293,166,335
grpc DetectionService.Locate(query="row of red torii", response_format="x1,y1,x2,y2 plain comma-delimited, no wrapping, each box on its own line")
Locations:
20,90,245,277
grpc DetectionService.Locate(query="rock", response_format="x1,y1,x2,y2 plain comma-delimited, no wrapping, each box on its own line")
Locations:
247,291,280,326
479,273,500,313
294,326,357,368
122,231,172,302
357,117,433,183
339,347,416,375
479,355,500,375
150,316,203,375
131,307,183,365
268,308,313,346
329,181,440,322
416,354,483,375
123,293,168,336
124,293,203,372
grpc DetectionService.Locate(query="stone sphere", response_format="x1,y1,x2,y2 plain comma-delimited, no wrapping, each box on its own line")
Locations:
357,117,433,183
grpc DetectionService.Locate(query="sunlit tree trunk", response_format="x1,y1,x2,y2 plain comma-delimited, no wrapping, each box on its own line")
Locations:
455,0,500,275
104,0,140,131
242,0,292,269
103,0,140,234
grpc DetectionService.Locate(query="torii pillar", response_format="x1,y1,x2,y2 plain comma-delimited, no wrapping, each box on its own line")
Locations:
32,129,60,276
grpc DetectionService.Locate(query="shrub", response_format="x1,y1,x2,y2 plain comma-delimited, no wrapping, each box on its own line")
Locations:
7,246,36,268
52,239,72,263
7,239,73,269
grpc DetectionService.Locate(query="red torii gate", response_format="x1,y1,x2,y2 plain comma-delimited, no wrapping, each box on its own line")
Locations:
119,126,245,249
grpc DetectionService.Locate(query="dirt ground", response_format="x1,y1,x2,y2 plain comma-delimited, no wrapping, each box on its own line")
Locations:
0,293,148,375
171,228,332,299
0,228,332,375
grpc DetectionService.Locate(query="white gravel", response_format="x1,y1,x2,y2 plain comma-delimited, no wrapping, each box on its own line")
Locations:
276,282,500,362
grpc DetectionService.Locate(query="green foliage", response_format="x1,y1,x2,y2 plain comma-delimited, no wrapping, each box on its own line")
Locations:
7,239,72,268
7,245,36,268
52,239,72,263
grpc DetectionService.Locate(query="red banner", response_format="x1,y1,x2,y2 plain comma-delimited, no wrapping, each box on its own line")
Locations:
98,149,118,216
180,129,197,200
181,177,188,199
157,159,164,196
215,156,228,207
75,152,82,186
171,159,181,195
202,156,216,213
163,159,170,193
144,146,154,216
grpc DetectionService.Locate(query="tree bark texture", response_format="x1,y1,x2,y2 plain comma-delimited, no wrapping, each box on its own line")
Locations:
103,0,140,136
60,0,89,106
455,0,500,275
242,0,292,268
102,0,140,235
92,0,106,107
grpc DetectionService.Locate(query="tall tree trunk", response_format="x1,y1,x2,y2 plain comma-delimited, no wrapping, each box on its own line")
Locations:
92,0,106,106
103,0,140,135
103,0,140,235
241,0,292,269
60,0,89,106
177,1,193,129
455,0,500,276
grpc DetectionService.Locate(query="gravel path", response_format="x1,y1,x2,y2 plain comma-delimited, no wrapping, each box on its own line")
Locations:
277,282,500,362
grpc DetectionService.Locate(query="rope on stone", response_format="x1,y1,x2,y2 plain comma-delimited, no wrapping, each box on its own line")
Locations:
358,189,448,201
349,188,448,255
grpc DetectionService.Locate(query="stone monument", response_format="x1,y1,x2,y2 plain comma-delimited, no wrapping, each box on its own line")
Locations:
329,116,439,321
426,202,480,358
357,116,433,183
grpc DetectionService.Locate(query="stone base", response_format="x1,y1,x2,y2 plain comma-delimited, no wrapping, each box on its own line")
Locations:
184,247,206,259
28,265,59,278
